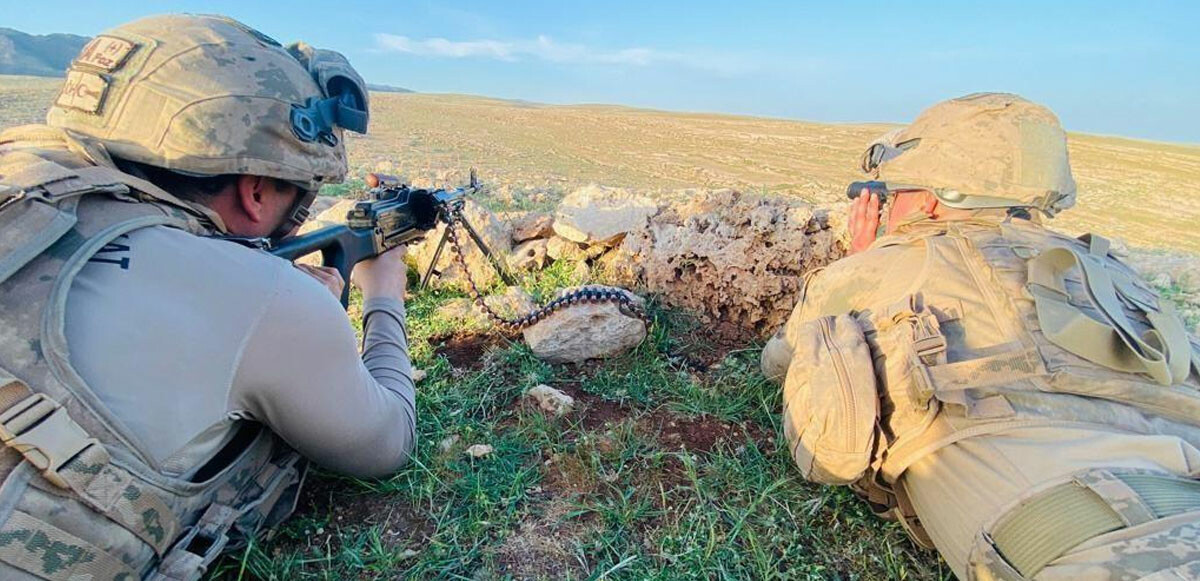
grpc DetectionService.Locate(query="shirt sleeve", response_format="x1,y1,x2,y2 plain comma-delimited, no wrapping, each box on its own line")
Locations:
228,266,416,478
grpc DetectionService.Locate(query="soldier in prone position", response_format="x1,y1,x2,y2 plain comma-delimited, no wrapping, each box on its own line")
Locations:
763,93,1200,580
0,15,416,580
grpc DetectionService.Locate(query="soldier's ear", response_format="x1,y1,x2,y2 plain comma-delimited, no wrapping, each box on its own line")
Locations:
234,175,270,223
921,194,940,217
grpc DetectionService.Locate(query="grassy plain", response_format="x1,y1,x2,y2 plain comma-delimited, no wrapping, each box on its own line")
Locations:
1,75,1197,579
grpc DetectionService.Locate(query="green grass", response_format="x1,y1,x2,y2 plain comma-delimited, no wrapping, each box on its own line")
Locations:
208,261,947,581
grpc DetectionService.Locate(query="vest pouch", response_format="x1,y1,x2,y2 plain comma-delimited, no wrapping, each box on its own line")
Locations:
781,314,880,485
0,194,77,285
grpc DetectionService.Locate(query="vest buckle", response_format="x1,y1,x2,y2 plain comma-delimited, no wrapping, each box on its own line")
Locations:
0,393,100,488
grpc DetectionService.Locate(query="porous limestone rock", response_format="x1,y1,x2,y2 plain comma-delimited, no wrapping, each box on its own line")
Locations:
611,189,844,335
522,287,647,363
525,384,575,416
546,236,587,262
510,212,555,243
508,239,551,271
553,185,659,246
412,199,512,289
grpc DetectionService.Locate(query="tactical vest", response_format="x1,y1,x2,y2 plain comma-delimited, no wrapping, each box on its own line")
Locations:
0,126,305,581
779,216,1200,578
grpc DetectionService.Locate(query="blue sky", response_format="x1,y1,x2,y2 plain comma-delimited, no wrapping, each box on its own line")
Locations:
5,0,1198,143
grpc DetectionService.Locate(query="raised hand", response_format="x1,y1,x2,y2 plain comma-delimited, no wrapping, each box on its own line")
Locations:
848,189,881,255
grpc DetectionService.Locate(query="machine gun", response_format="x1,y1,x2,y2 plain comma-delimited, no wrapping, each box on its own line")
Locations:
270,170,513,306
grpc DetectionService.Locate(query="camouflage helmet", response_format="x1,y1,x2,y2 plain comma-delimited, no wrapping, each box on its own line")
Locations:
45,14,369,191
863,93,1077,216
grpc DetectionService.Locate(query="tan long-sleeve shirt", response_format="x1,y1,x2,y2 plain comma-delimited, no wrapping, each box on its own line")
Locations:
64,225,415,479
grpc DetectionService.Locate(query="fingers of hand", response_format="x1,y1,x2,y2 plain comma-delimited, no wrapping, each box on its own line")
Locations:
850,191,867,230
313,265,344,285
297,264,343,295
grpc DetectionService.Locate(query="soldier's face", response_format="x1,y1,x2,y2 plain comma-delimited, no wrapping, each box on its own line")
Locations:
262,181,304,236
885,190,938,232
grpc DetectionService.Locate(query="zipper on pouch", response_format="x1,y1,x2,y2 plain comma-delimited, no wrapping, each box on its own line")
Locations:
819,317,856,451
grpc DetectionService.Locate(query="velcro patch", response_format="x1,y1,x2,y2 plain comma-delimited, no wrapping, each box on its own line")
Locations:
75,35,137,71
55,70,109,114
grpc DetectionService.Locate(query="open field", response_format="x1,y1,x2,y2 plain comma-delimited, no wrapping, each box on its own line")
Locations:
2,75,1198,579
4,75,1198,253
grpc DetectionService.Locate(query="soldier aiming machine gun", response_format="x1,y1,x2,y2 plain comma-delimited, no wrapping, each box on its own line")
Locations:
270,170,514,306
270,170,648,329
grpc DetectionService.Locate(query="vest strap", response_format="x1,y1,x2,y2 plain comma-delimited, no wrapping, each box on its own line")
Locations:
0,509,138,580
982,470,1200,578
0,377,179,555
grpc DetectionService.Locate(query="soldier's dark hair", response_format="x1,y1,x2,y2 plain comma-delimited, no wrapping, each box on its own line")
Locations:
118,160,239,204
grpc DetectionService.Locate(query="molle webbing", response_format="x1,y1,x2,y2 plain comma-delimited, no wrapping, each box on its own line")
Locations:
989,472,1200,578
0,377,180,555
1027,234,1193,386
0,510,137,580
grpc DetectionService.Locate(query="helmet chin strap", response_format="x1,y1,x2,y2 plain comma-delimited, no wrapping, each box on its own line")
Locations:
270,188,317,242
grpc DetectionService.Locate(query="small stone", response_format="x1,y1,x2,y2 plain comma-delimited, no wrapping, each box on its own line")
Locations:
439,435,460,453
464,444,494,458
525,384,575,415
412,369,428,383
399,549,419,559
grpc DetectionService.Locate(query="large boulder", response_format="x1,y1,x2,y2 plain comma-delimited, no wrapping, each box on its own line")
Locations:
609,189,844,335
510,212,555,243
522,287,647,363
411,199,513,289
553,185,659,247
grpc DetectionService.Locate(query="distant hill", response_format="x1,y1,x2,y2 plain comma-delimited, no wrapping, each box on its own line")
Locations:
0,28,88,77
367,83,414,94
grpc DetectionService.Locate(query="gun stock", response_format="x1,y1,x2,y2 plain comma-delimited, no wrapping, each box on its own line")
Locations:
270,225,376,306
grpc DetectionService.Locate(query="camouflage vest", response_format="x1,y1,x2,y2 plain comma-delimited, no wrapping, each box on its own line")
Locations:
867,220,1200,483
0,126,305,581
779,215,1200,565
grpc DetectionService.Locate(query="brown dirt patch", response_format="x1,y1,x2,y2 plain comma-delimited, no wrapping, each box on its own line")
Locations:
640,409,768,453
284,474,433,554
668,317,761,371
558,384,633,431
431,333,507,369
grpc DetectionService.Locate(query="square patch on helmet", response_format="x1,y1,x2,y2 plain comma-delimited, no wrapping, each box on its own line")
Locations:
74,35,138,71
55,70,110,114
